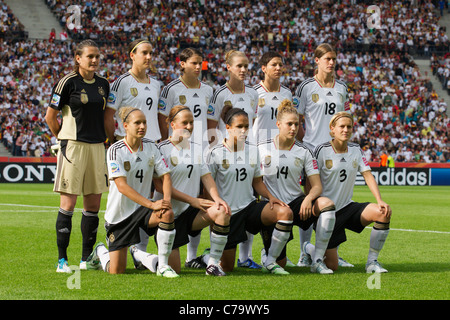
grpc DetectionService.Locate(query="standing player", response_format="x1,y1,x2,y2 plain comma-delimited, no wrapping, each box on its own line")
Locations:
208,50,259,143
157,48,215,265
107,39,161,142
253,51,296,143
107,39,162,252
312,112,392,273
207,50,259,267
206,107,293,275
258,99,336,274
86,106,178,277
132,106,231,276
45,40,115,273
293,43,351,267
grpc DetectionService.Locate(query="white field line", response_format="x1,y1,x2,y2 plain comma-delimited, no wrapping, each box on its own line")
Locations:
1,203,449,234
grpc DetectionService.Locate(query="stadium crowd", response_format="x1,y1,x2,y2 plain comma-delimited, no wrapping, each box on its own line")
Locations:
0,0,449,163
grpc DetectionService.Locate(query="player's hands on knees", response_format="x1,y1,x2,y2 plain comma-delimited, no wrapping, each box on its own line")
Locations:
299,200,313,220
151,199,172,212
268,196,289,210
192,198,215,213
377,200,392,218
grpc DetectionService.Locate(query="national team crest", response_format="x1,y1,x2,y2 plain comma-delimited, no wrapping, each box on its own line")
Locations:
312,94,319,103
352,160,358,168
98,86,105,96
325,160,333,169
224,100,232,107
264,155,272,167
179,95,187,105
80,92,88,104
148,156,155,167
222,159,230,169
258,98,265,108
170,156,178,166
130,88,138,97
124,161,131,171
294,157,301,167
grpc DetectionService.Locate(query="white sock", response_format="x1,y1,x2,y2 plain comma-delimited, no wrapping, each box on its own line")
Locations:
156,223,176,268
304,242,315,257
186,233,201,262
367,223,390,264
238,232,253,261
131,247,158,273
299,225,313,256
265,220,293,266
208,230,228,266
135,228,150,252
313,210,335,262
97,244,110,272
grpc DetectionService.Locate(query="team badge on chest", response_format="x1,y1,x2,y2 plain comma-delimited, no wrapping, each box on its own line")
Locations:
179,95,187,105
130,88,138,97
124,161,131,171
312,94,319,103
80,90,88,104
325,159,333,169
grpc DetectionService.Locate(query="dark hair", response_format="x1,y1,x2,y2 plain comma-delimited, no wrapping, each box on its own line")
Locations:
73,40,99,72
222,107,248,126
259,51,283,67
127,39,151,56
179,47,203,72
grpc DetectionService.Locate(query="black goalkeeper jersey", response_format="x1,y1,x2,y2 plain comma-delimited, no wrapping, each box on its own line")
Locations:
49,71,110,143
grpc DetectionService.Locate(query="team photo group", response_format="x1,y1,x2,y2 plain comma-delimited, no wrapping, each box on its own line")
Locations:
46,37,392,278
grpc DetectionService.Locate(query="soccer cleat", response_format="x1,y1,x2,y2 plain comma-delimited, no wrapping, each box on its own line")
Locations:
205,264,226,276
79,260,87,270
237,258,262,269
262,262,290,275
366,260,388,273
86,242,104,270
338,257,354,267
129,245,147,270
56,258,72,273
157,265,180,278
297,241,312,267
285,257,296,267
310,259,333,274
185,256,207,269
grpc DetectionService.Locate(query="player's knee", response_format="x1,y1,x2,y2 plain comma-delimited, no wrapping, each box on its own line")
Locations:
277,206,293,221
161,209,174,223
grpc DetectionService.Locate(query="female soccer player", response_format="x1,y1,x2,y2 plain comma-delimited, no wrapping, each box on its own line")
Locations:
107,39,163,252
86,106,178,277
157,48,215,264
206,107,293,275
207,50,259,267
258,99,336,274
45,40,115,273
158,48,214,151
312,112,392,273
107,39,162,142
293,43,351,267
253,51,296,143
208,50,259,143
131,106,231,276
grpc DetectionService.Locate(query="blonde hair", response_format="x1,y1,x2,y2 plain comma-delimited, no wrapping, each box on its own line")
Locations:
118,106,142,123
329,112,353,137
225,50,247,66
276,99,298,121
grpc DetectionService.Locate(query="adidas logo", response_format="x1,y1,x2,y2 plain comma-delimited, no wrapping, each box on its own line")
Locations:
58,228,70,234
238,97,245,102
340,158,346,162
145,87,150,91
272,96,279,100
136,157,142,162
237,156,243,161
280,154,287,158
193,93,199,98
327,91,333,96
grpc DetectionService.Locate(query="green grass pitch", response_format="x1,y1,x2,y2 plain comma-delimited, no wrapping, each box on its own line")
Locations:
0,184,449,302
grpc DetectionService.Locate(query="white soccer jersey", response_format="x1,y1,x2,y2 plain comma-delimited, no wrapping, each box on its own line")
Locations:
207,83,258,141
207,140,261,215
258,138,319,204
153,139,209,218
158,78,213,150
107,72,162,141
314,141,371,211
252,82,293,142
294,77,350,148
104,138,170,224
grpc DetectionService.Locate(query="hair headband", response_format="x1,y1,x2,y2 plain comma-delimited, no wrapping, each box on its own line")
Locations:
225,109,248,125
123,108,140,123
169,107,191,122
131,40,150,53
